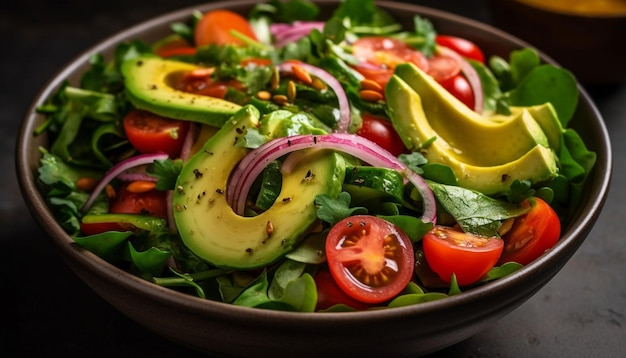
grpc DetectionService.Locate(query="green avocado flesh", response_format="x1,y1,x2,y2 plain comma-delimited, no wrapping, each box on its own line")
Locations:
386,63,560,195
121,56,241,127
172,105,346,269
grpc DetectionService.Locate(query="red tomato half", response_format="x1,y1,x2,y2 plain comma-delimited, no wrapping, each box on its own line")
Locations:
325,215,415,304
436,35,485,63
80,221,131,236
314,268,374,311
194,9,257,46
498,197,561,266
439,74,475,109
427,54,461,83
352,36,429,88
423,226,503,286
123,110,190,158
109,182,168,219
356,113,406,156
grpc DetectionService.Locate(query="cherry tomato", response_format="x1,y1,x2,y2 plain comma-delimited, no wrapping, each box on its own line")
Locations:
427,54,461,83
194,9,257,46
356,113,406,156
80,221,131,236
439,74,475,109
325,215,415,304
498,197,561,266
352,36,429,88
109,182,168,219
153,35,197,58
436,35,485,63
314,268,374,311
422,226,503,286
174,70,246,99
123,110,190,158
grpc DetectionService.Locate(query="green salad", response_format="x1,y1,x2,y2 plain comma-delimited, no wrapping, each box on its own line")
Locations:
35,0,596,312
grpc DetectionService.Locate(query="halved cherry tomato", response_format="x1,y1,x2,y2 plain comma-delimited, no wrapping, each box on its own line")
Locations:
80,221,131,236
123,110,190,158
194,9,257,46
498,197,561,266
436,35,485,63
314,268,374,311
427,54,461,83
352,36,429,88
109,182,168,219
423,226,503,286
356,113,406,156
153,35,197,58
439,74,475,109
325,215,415,304
174,70,246,99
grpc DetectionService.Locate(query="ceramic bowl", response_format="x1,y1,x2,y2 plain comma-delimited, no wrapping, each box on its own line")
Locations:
488,0,626,84
16,1,612,356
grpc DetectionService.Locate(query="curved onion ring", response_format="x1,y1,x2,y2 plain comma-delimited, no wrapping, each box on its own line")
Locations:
226,133,437,224
81,152,169,213
278,62,351,133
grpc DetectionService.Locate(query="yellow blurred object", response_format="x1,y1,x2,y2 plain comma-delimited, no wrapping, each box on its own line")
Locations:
518,0,626,16
489,0,626,84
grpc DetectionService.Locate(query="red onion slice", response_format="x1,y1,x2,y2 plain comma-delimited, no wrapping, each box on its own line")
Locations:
227,133,437,224
436,45,484,113
278,62,351,133
81,152,169,213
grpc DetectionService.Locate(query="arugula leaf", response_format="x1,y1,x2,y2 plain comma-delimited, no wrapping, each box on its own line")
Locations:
315,191,367,226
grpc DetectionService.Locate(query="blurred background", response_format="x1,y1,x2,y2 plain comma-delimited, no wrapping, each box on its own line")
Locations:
2,1,624,357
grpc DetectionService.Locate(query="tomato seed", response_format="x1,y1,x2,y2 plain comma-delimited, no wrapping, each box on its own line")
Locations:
126,180,157,193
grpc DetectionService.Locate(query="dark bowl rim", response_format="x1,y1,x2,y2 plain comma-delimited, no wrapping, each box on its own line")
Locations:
15,0,613,325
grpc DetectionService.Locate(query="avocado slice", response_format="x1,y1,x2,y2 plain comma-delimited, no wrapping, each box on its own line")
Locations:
172,105,347,269
121,56,241,127
386,63,559,195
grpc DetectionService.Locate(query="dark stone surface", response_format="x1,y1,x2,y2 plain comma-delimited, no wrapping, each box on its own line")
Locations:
3,0,624,356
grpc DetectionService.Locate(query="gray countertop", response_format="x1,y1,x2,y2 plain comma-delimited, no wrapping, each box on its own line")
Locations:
2,0,624,356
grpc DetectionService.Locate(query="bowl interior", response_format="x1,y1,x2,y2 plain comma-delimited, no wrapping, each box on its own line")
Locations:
16,1,612,356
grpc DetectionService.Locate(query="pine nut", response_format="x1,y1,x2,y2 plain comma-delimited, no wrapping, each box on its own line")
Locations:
292,64,313,84
360,79,383,92
76,177,98,192
359,89,384,102
126,180,157,193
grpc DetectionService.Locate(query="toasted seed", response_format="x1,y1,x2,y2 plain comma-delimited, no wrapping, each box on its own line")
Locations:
187,68,214,79
76,177,98,192
292,64,313,84
359,89,384,102
257,90,271,101
270,67,280,90
360,78,383,92
272,94,289,105
287,80,297,102
126,180,157,193
105,184,116,199
311,77,327,91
